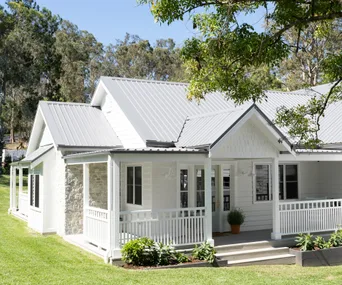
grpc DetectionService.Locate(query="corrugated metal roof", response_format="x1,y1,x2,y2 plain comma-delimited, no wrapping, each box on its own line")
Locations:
99,77,342,147
177,108,247,147
63,147,207,160
39,101,122,148
22,144,54,162
99,77,243,143
296,149,342,153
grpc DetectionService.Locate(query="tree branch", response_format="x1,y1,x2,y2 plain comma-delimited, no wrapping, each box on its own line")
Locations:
315,78,342,139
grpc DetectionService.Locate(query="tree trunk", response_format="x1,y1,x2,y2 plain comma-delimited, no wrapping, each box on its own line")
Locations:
10,107,15,144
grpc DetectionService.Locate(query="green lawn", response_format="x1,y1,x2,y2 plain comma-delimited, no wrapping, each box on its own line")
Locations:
1,176,342,285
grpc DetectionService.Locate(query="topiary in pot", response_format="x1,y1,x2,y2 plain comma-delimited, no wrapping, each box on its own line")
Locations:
227,208,245,234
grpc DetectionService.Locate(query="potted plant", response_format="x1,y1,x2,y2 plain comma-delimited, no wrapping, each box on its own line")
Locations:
227,208,245,234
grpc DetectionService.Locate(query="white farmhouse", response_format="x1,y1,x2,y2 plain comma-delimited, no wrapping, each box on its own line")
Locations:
9,77,342,263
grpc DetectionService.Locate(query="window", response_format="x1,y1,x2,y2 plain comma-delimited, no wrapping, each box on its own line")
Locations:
180,169,188,208
255,164,272,201
30,174,40,208
211,169,216,212
279,164,298,200
222,168,230,211
196,169,205,207
127,166,142,205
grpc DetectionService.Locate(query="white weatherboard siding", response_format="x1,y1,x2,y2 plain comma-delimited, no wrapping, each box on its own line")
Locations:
299,162,320,199
39,126,53,147
56,151,66,236
211,119,278,159
120,162,152,211
28,163,43,233
317,162,342,199
152,162,178,210
28,148,58,234
42,147,57,233
235,160,273,232
101,93,145,148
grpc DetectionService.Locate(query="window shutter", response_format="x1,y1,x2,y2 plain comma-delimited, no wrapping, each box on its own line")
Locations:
35,175,40,208
30,175,34,206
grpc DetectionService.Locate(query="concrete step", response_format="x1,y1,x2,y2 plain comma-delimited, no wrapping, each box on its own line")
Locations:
226,254,296,266
216,247,290,261
214,241,272,254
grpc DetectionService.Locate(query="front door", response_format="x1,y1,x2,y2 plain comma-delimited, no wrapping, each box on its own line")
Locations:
195,164,232,233
220,165,231,232
212,165,232,232
211,166,220,232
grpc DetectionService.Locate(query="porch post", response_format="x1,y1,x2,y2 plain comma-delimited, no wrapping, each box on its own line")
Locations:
9,165,14,212
83,163,89,238
205,157,214,245
271,157,281,240
12,167,17,210
107,155,121,261
19,166,23,194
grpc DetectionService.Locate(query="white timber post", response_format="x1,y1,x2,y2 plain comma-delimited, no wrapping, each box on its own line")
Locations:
271,157,282,240
13,166,17,210
19,166,23,194
106,155,113,263
205,157,214,245
83,163,89,240
110,155,121,259
9,165,13,213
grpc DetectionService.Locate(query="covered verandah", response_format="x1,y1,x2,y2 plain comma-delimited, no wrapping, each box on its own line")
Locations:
64,148,213,260
275,150,342,239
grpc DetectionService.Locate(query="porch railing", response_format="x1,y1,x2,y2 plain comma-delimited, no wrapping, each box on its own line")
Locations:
279,199,342,235
119,207,206,246
18,192,28,217
84,206,109,249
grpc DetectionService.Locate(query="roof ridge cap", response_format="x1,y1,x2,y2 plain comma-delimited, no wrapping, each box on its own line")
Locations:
264,90,317,97
39,101,91,106
101,76,189,86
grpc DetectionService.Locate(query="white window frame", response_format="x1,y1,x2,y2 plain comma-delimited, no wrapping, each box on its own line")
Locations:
253,163,272,203
126,165,143,206
195,166,205,208
279,163,299,201
29,172,41,210
179,167,189,208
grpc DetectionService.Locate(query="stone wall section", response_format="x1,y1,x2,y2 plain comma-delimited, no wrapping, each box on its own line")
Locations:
65,165,83,235
89,163,108,209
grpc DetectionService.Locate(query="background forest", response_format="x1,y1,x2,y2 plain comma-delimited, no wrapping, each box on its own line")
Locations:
0,0,341,151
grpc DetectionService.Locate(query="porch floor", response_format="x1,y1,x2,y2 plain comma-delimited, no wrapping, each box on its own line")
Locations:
64,234,106,259
213,229,273,246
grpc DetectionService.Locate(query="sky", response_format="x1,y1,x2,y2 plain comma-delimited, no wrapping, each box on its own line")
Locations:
0,0,265,46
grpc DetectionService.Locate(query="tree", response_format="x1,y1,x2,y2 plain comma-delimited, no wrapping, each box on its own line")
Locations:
102,33,154,79
0,0,60,143
278,20,342,91
101,33,186,81
138,0,342,145
55,20,103,102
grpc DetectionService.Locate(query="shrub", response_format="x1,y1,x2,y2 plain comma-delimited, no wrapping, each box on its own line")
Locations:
329,229,342,247
192,241,216,264
121,237,159,266
314,236,331,249
175,252,190,263
227,208,245,225
121,238,190,266
296,233,315,251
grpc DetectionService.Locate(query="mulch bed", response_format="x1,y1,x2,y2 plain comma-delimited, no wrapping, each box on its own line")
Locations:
122,258,205,270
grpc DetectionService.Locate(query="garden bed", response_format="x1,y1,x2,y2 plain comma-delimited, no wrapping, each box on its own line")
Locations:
121,258,226,270
290,247,342,267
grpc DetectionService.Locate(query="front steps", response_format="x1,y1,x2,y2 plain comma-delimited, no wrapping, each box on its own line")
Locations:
215,241,295,266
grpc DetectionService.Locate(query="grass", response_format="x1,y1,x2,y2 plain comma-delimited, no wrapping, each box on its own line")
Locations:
1,175,342,284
